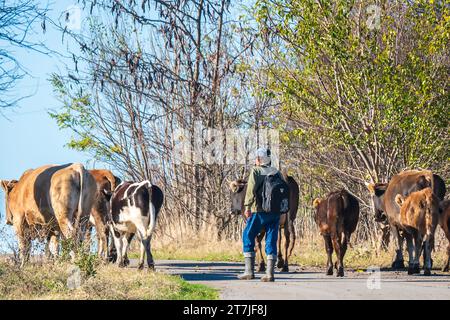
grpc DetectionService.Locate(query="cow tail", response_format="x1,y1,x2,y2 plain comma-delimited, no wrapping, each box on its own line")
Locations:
146,182,156,239
78,165,85,225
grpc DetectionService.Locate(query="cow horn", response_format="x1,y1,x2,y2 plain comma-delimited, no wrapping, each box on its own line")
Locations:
240,166,246,179
366,183,375,194
312,198,321,208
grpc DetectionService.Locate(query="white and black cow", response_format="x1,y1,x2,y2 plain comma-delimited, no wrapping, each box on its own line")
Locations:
106,180,163,270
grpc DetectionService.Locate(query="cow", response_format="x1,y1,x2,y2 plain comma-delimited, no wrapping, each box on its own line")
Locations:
85,169,121,260
393,188,439,275
439,200,450,272
106,180,163,269
229,175,299,272
312,189,359,277
0,163,97,266
367,170,446,270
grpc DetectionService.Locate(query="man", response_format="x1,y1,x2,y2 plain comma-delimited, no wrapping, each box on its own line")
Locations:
238,147,282,282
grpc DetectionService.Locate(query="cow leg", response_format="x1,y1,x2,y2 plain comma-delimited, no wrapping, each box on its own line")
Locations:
107,231,117,263
391,226,405,270
120,234,131,267
324,234,333,276
111,229,124,267
340,233,349,267
406,233,419,274
255,231,266,272
331,233,344,277
123,233,134,266
281,225,290,272
145,235,154,270
84,223,93,252
45,233,58,261
13,219,30,267
443,242,450,272
92,214,108,260
276,227,284,269
287,221,296,260
423,235,433,276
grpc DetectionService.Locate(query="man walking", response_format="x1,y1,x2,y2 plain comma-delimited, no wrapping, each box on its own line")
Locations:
238,147,287,282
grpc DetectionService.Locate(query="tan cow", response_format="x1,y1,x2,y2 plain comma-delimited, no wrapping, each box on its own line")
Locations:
0,163,97,266
394,187,439,275
86,169,121,259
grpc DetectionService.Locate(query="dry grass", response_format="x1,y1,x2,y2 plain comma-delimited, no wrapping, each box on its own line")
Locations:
146,231,450,271
0,258,218,300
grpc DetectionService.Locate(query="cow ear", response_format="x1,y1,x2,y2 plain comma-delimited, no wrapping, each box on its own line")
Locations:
417,175,431,189
367,183,387,197
102,189,113,201
0,180,16,193
395,194,404,207
113,176,122,189
366,183,376,195
312,198,322,209
0,180,8,192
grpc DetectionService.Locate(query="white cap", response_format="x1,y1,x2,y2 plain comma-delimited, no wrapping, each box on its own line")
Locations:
255,147,271,166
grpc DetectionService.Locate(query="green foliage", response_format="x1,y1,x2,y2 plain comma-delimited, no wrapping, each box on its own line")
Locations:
254,0,449,180
59,238,99,278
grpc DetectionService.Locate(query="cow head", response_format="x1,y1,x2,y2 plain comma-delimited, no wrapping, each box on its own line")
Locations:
367,182,388,222
228,179,247,215
0,180,18,225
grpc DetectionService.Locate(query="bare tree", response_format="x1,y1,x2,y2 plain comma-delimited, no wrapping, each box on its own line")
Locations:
0,0,49,110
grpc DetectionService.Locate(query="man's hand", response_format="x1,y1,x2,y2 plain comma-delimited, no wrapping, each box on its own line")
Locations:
244,209,252,221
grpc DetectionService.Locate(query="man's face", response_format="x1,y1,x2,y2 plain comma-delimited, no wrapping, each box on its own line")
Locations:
255,157,261,166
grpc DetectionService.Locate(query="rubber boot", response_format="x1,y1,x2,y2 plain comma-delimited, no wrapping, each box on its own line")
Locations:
237,253,255,280
261,255,275,282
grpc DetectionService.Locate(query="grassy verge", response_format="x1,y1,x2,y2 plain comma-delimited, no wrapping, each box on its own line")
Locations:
0,260,218,300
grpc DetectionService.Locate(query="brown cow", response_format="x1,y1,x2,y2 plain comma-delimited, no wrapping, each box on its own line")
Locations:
313,190,359,277
229,175,299,272
0,163,97,266
439,200,450,272
367,170,446,270
394,188,439,275
86,169,121,260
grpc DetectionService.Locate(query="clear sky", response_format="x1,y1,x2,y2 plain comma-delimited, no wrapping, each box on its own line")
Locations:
0,1,100,250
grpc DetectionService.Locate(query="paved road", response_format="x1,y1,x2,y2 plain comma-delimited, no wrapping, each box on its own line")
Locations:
150,260,450,300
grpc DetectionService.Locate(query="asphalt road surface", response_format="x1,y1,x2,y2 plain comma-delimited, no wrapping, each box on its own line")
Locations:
147,260,450,300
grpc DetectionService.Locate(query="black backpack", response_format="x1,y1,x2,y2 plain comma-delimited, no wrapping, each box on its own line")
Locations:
261,172,290,214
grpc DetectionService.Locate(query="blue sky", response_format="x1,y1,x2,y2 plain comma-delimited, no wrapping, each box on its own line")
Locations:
0,1,97,248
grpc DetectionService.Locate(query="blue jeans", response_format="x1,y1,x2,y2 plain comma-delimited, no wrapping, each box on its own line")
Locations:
242,212,280,259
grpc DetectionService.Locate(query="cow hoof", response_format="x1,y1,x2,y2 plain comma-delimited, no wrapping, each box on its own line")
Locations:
137,264,144,270
124,258,130,267
281,265,289,272
326,267,333,276
148,264,155,271
276,259,284,269
424,269,431,276
337,267,344,277
256,264,266,272
118,262,126,268
407,264,420,275
391,260,405,270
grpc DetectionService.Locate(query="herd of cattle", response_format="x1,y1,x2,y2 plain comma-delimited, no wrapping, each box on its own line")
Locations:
0,164,163,270
1,164,449,278
229,169,449,277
